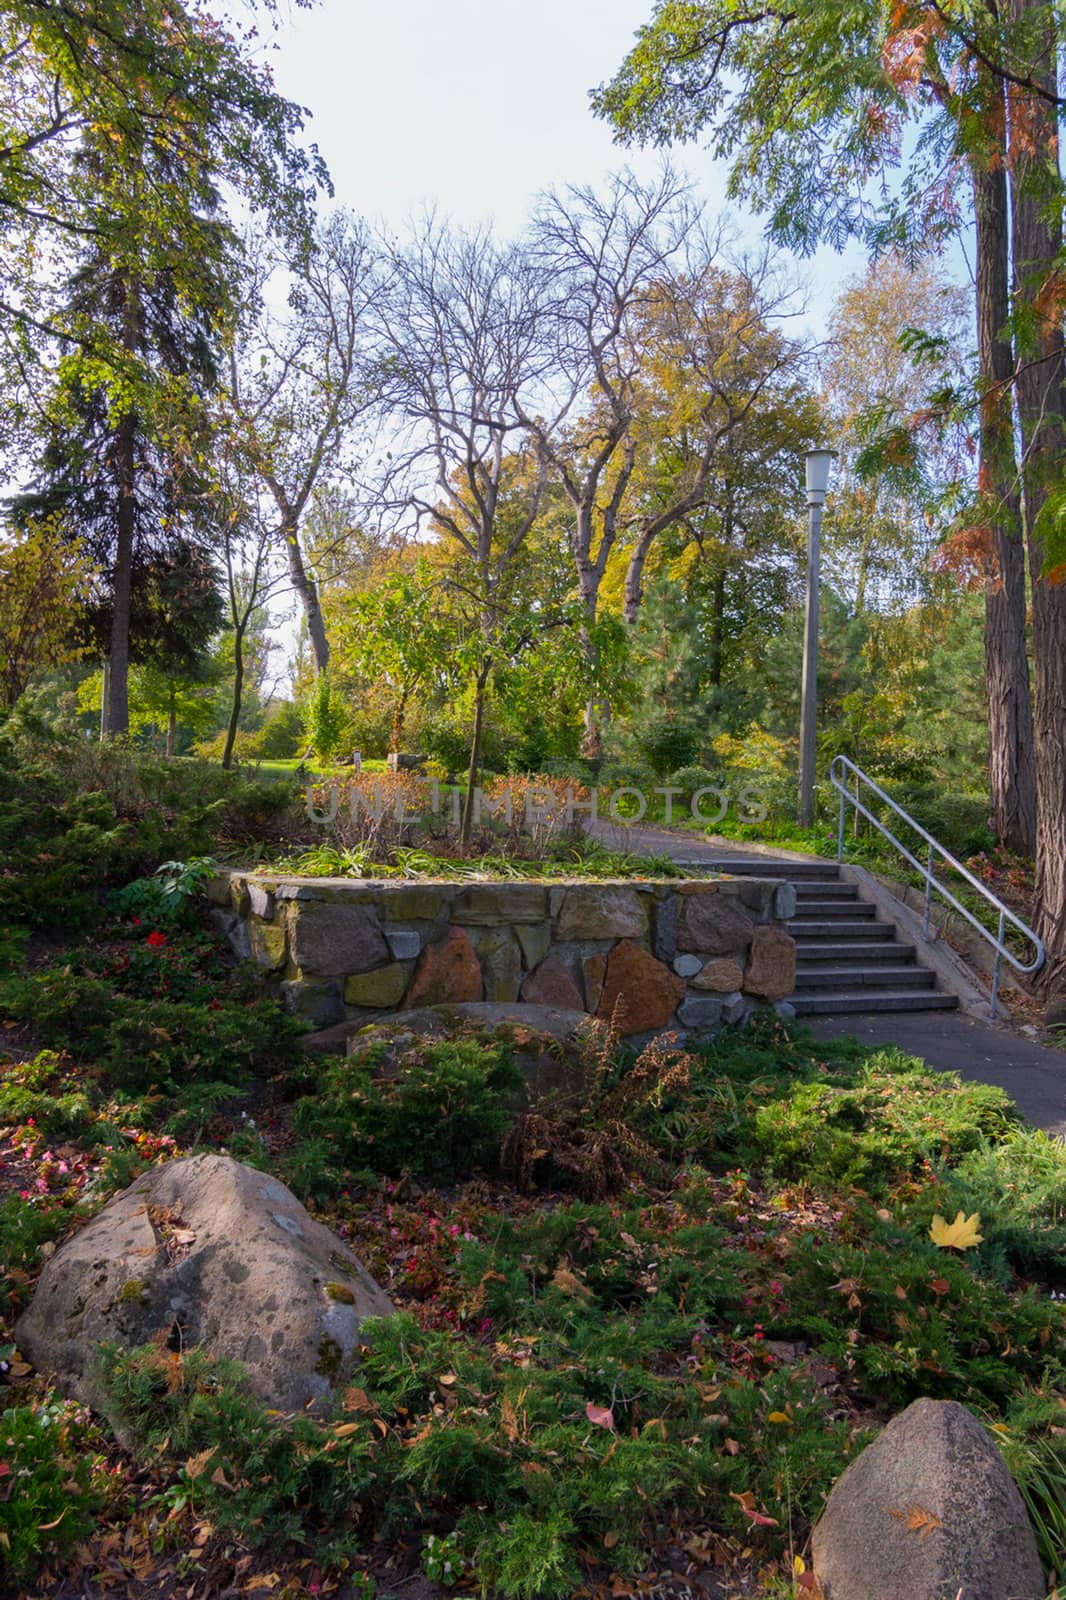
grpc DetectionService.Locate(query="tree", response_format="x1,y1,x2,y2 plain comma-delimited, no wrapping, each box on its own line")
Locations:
822,256,969,614
523,171,808,754
0,521,94,711
593,0,1066,941
334,563,454,752
0,0,325,734
222,213,383,676
377,216,552,842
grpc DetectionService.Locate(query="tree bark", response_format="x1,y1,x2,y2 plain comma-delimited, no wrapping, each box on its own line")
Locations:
970,147,1037,856
282,512,330,674
166,682,176,758
222,622,245,770
460,660,491,847
1007,0,1066,965
106,279,140,739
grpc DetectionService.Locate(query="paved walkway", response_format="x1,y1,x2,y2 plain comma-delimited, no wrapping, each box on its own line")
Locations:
589,819,1066,1135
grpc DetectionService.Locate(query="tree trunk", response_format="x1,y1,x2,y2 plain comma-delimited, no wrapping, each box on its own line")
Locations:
282,512,330,674
99,658,110,742
222,622,245,770
460,661,491,848
623,526,657,623
709,568,726,689
166,682,176,758
1007,0,1066,965
108,410,136,737
970,148,1037,855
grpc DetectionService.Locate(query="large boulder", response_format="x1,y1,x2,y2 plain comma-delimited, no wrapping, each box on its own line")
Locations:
811,1397,1045,1600
15,1155,394,1417
348,1001,607,1101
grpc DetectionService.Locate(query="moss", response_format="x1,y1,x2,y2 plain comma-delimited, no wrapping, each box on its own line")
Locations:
119,1279,145,1302
315,1334,343,1380
325,1281,355,1304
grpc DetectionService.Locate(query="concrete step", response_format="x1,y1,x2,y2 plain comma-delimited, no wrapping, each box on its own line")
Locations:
793,965,936,990
699,858,839,880
789,990,959,1016
789,919,896,940
797,941,916,964
795,882,860,900
795,899,878,918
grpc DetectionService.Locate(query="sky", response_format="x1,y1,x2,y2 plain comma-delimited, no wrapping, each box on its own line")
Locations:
263,0,870,332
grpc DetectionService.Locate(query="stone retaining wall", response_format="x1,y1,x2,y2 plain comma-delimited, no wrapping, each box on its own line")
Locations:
206,873,798,1039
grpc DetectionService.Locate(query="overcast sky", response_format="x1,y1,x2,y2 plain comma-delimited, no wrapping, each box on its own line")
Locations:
265,0,870,329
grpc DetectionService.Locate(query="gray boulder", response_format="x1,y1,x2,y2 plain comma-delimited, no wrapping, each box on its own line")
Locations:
348,1001,608,1101
812,1397,1044,1600
16,1154,394,1418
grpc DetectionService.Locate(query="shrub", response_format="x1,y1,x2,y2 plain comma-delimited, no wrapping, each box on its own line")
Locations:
0,1398,109,1577
289,1037,525,1191
668,764,722,805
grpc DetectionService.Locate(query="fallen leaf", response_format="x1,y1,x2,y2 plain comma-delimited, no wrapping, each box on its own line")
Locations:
342,1386,375,1413
767,1410,791,1425
552,1267,592,1300
723,1437,741,1455
730,1489,777,1526
586,1402,615,1431
887,1503,943,1538
604,1530,620,1548
929,1210,983,1249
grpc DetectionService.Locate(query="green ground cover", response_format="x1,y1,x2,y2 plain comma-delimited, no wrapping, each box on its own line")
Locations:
0,727,1063,1599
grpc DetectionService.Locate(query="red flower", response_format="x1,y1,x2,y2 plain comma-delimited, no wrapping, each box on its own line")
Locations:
146,932,168,949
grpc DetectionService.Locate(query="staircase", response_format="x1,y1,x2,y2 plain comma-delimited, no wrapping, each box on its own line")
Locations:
685,856,959,1018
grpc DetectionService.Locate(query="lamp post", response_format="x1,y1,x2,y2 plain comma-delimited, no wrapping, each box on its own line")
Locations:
798,447,836,828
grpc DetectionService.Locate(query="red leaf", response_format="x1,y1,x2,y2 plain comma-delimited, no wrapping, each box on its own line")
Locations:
586,1402,615,1432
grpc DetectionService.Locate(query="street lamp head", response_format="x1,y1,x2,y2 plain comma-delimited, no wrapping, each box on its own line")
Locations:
805,447,837,508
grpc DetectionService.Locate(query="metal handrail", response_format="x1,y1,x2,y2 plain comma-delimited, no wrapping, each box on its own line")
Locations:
828,754,1044,1019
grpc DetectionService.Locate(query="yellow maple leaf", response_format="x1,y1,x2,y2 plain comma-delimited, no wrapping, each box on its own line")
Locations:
929,1210,983,1249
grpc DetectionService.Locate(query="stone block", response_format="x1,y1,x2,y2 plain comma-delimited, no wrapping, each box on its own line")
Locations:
472,926,523,1002
247,882,275,921
678,893,755,955
289,901,388,979
381,886,453,922
514,922,552,970
280,979,344,1028
521,955,584,1011
248,917,287,972
692,957,744,992
721,991,747,1025
555,885,649,942
343,962,413,1007
582,953,607,1011
653,895,678,961
773,882,798,921
386,929,421,961
677,994,723,1032
596,940,685,1035
673,954,703,978
454,884,549,925
405,927,483,1008
735,878,774,918
743,926,797,1002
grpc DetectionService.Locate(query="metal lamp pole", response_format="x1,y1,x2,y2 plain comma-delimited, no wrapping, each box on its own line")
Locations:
798,448,836,828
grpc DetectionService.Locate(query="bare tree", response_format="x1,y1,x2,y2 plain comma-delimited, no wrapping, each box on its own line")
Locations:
522,168,807,756
376,214,549,842
222,211,383,674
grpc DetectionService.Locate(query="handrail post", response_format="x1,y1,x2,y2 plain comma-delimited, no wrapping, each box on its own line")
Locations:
923,843,934,939
991,908,1006,1020
837,779,846,863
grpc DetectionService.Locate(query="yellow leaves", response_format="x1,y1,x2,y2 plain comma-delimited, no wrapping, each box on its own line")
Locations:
767,1410,792,1425
929,1210,983,1250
